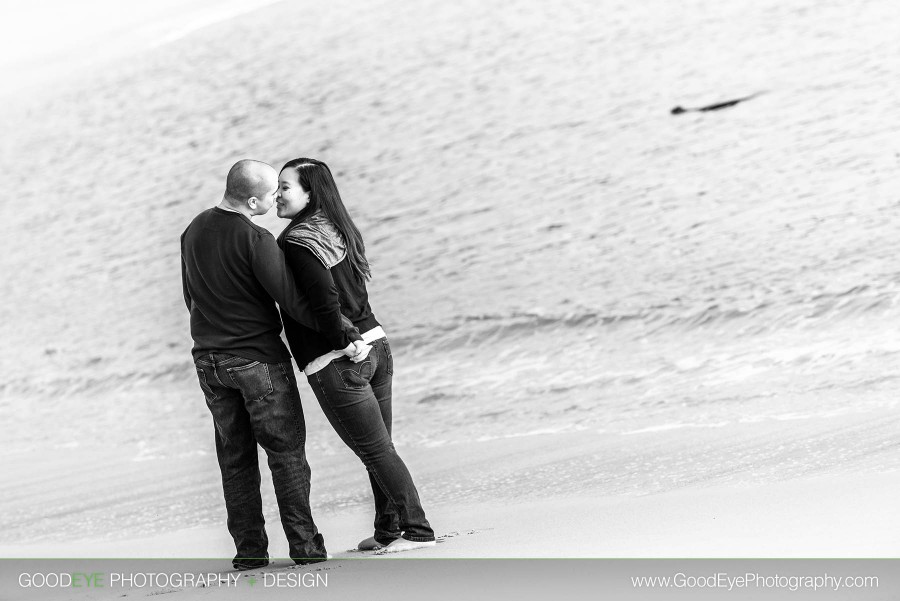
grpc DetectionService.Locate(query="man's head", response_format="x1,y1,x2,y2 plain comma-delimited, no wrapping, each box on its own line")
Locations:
222,160,278,216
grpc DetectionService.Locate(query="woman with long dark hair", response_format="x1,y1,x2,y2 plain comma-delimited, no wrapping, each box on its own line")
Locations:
275,158,435,553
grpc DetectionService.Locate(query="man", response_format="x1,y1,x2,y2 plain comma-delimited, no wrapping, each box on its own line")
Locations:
181,159,366,570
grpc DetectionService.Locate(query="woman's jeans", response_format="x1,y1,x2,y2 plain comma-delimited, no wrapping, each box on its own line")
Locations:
195,352,327,563
308,337,434,543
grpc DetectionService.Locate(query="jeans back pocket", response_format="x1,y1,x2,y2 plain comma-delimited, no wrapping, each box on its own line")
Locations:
338,358,375,389
227,361,274,402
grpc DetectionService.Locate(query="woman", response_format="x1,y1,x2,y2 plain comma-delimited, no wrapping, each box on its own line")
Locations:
275,158,435,553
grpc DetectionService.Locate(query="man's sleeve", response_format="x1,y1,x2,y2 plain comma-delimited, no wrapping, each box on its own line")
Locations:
250,233,361,342
180,232,192,313
283,242,356,350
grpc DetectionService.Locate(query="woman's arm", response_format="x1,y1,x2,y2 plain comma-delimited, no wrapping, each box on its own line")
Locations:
283,242,357,351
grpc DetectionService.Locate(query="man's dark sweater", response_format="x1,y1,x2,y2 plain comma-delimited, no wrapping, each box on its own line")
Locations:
181,207,358,363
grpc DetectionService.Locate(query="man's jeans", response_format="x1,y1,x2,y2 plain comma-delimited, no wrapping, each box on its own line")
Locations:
195,352,326,562
308,337,434,543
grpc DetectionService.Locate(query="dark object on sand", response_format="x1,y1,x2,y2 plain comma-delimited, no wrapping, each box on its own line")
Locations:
671,92,764,115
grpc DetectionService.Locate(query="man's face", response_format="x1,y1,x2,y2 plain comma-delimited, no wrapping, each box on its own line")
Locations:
251,173,278,215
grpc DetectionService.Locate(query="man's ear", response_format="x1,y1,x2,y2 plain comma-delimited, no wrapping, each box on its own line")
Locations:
247,197,259,210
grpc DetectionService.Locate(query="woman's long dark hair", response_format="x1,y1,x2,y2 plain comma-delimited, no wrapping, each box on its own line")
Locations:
281,158,371,281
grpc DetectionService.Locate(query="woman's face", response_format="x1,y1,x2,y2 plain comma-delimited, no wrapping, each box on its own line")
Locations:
276,169,310,218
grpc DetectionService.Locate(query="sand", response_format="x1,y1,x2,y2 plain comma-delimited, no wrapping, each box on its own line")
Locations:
6,470,900,559
2,424,899,600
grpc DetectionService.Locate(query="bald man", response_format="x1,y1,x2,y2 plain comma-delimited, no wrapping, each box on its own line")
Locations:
181,160,364,570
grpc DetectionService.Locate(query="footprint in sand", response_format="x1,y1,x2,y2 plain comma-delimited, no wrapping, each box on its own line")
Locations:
437,528,494,543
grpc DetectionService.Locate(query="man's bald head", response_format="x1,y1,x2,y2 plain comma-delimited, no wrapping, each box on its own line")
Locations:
223,160,278,212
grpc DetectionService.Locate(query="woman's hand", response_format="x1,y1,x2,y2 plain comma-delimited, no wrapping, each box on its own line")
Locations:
341,340,371,362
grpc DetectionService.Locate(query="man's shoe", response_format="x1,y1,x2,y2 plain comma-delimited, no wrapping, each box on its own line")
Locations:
233,557,269,571
294,554,329,566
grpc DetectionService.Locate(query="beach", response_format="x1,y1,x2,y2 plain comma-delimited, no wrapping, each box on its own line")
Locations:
4,422,900,560
3,426,899,599
2,427,899,599
2,0,900,598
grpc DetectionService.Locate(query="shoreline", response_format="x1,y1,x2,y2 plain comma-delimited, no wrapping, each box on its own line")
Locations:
2,471,898,600
3,455,898,560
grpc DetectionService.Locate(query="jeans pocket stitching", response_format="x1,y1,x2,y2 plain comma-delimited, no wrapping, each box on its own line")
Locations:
226,362,274,402
227,360,261,371
337,360,374,389
196,368,218,402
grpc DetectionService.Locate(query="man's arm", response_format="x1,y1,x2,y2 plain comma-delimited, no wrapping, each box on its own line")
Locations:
250,233,361,340
180,234,192,313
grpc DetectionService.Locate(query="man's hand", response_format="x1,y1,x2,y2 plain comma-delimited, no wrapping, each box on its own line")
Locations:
341,340,371,363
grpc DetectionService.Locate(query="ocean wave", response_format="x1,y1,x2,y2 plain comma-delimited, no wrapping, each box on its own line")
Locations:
393,284,897,349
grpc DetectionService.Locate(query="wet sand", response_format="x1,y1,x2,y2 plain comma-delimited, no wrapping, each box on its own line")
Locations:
2,429,898,600
3,415,898,559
